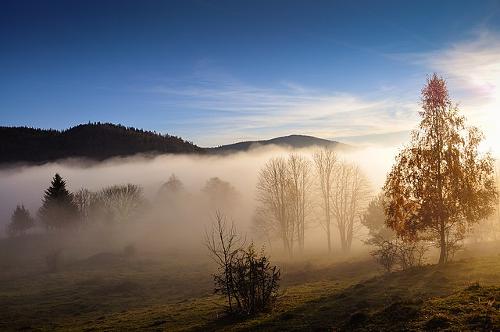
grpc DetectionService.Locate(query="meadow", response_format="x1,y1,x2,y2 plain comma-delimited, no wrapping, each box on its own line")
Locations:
1,235,498,331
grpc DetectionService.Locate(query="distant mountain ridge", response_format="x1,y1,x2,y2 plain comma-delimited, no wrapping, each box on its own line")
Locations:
211,134,349,153
0,124,349,165
0,123,203,164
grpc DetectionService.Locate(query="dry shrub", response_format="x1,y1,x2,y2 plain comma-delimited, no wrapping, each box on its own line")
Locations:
370,236,427,272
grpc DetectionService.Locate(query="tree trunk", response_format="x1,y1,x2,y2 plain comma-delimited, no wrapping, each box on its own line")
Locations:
338,221,348,253
282,234,289,256
438,221,447,264
326,214,331,253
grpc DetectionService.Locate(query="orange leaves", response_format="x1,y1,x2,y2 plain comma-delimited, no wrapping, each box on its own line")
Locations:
383,74,498,263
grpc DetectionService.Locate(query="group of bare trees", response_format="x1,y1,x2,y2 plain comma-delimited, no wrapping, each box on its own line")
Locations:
256,152,370,257
313,149,370,253
256,155,312,256
330,162,370,253
72,183,145,226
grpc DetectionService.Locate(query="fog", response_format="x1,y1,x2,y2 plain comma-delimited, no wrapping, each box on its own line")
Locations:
1,143,499,332
0,145,401,259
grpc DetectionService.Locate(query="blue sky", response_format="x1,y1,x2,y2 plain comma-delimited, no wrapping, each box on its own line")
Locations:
1,0,500,147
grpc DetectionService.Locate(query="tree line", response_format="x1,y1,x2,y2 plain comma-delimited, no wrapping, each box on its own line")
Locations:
0,122,202,164
5,173,239,236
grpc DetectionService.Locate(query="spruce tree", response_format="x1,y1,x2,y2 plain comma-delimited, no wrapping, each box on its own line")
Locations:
39,173,78,229
7,205,34,237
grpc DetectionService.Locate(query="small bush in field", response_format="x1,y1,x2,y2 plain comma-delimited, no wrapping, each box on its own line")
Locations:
206,211,281,316
214,244,280,315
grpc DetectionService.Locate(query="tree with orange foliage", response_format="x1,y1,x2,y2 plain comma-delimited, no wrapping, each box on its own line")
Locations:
383,74,497,264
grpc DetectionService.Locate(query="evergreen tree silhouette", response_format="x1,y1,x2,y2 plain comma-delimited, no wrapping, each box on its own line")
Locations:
39,173,78,229
6,205,34,237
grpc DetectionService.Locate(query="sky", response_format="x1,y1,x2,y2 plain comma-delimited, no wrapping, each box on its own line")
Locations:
1,0,500,149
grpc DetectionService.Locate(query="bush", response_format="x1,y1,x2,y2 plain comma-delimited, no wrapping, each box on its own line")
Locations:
214,244,280,315
397,240,427,270
370,238,399,272
370,236,427,272
205,212,280,316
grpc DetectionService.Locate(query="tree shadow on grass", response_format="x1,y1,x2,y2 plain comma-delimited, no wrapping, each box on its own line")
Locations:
194,263,470,331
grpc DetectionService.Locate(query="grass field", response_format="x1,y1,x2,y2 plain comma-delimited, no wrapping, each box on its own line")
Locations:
0,240,499,331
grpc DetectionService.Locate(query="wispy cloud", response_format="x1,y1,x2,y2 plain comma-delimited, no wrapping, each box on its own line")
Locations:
145,29,500,149
415,30,500,96
147,76,418,146
410,29,500,152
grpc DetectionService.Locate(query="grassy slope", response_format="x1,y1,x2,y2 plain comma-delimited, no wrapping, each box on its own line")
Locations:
0,254,499,331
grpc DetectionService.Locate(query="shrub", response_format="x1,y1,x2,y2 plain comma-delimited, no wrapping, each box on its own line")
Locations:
206,212,280,316
397,240,427,270
370,237,399,272
214,244,280,315
370,236,427,272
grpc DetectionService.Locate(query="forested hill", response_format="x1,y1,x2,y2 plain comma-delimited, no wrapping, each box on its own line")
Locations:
0,123,203,164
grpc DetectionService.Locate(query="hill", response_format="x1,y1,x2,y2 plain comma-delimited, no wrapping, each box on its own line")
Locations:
0,125,351,164
211,134,349,153
0,123,203,164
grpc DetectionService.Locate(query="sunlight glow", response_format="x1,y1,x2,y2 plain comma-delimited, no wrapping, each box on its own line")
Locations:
479,74,500,156
484,99,500,156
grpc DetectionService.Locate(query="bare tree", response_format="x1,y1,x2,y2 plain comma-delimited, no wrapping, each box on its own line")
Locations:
72,188,100,225
331,162,370,253
99,184,144,224
313,148,337,253
256,157,295,256
286,154,312,252
205,211,242,312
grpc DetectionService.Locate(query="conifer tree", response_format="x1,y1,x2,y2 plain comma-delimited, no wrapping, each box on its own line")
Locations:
39,173,78,229
6,205,34,237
